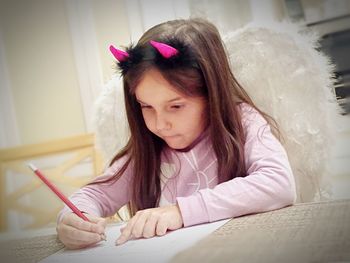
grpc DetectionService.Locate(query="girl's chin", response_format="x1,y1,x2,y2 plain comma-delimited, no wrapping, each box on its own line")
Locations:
164,136,188,149
168,144,188,150
166,142,185,149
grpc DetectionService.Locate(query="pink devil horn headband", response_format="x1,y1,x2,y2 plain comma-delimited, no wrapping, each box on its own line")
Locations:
109,45,129,62
150,40,179,59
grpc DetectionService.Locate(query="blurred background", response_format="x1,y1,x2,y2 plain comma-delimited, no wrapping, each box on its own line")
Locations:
0,0,349,232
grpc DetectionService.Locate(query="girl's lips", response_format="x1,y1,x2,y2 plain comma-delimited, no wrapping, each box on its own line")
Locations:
163,135,181,140
164,135,178,138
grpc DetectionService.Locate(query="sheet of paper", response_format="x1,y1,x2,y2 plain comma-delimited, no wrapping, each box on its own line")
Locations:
40,219,229,263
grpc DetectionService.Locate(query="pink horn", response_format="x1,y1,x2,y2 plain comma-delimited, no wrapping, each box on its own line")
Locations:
150,40,179,59
109,45,129,62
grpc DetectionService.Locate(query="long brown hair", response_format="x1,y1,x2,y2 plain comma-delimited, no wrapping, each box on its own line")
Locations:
92,18,280,215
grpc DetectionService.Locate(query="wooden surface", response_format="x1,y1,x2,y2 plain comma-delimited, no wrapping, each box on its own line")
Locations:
0,133,104,231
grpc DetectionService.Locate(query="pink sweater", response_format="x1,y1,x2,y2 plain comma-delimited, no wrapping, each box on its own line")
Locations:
58,104,296,227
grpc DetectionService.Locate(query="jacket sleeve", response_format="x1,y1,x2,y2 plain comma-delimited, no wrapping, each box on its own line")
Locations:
177,104,297,227
57,156,133,223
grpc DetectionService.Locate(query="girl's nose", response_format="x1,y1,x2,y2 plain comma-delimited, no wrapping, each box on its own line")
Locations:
155,114,171,131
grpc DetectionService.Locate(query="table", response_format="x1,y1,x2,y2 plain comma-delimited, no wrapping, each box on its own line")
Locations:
0,227,63,263
0,199,349,263
172,199,350,263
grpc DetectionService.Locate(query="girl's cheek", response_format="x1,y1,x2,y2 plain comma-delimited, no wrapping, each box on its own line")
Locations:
142,113,155,130
141,110,151,121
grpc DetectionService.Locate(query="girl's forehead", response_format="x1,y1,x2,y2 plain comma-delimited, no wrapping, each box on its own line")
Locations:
135,69,185,99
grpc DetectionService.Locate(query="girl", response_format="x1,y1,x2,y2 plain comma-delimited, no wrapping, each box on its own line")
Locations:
57,18,296,249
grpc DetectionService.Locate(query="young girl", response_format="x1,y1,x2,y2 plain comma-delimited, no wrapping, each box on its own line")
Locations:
57,18,296,249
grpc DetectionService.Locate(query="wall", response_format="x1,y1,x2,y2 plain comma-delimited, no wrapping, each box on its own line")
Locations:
0,0,85,145
92,0,130,82
0,0,130,146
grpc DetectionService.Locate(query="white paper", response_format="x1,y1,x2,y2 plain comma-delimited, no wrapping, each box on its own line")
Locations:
40,219,229,263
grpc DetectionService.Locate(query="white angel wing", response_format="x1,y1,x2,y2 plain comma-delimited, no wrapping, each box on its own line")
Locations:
223,21,341,202
92,75,130,166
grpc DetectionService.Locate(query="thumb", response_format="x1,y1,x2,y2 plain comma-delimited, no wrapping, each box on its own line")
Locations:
84,213,107,232
84,213,103,222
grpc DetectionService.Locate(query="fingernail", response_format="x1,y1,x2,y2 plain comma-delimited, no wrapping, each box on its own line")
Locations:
100,233,107,241
115,238,124,246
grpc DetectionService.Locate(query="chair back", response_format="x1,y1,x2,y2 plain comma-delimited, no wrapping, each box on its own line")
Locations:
0,134,103,231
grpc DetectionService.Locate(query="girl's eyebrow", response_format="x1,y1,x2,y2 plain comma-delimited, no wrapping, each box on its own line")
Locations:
136,97,184,104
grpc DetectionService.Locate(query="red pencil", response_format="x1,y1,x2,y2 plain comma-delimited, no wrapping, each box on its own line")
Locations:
27,163,106,240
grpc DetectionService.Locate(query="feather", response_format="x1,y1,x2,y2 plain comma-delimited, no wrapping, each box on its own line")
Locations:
92,75,129,166
117,44,144,75
224,21,341,202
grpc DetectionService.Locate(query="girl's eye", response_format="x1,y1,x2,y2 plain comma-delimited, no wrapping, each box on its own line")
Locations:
171,105,183,110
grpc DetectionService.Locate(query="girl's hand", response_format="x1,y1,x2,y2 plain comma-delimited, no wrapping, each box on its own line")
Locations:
116,204,183,245
57,213,107,249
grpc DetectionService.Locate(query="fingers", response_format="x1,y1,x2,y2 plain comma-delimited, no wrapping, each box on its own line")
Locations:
58,223,102,249
155,217,168,236
128,211,159,239
116,206,182,245
63,213,105,236
85,214,107,234
85,214,107,240
57,213,106,249
85,213,107,226
143,214,159,238
116,213,139,245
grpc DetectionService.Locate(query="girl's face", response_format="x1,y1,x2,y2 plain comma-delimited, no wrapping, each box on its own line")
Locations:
135,69,207,150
